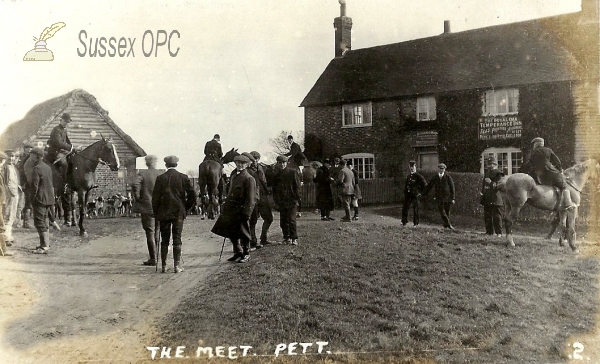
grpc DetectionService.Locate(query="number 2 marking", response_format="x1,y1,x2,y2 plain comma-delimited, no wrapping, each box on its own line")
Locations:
572,342,584,360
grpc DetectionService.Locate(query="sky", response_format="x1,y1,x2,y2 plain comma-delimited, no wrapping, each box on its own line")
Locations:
0,0,582,174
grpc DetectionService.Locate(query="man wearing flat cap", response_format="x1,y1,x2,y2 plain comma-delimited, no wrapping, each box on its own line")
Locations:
524,137,574,210
2,150,20,246
314,158,335,221
204,134,223,163
247,151,273,248
402,160,427,227
132,155,164,266
212,153,257,263
152,155,195,273
480,156,504,236
0,151,12,256
29,147,55,254
423,163,456,229
17,143,34,228
272,155,301,245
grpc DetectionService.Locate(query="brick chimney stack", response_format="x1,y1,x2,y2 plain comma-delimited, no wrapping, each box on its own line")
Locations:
333,0,352,58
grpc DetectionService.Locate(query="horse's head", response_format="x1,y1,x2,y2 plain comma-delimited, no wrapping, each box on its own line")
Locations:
98,136,120,171
222,148,239,164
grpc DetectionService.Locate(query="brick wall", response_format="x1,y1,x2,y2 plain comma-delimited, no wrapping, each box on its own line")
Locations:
88,158,136,200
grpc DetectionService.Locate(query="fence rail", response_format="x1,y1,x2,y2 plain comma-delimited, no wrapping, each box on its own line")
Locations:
301,178,401,208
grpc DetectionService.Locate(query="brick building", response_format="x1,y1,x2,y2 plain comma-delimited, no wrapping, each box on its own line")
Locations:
301,0,600,179
0,89,146,197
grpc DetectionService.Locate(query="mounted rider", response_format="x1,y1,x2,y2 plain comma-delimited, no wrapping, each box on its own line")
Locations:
525,137,574,211
47,113,74,167
204,134,223,163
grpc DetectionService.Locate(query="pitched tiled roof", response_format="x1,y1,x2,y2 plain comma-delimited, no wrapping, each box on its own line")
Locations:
0,89,146,156
301,12,588,107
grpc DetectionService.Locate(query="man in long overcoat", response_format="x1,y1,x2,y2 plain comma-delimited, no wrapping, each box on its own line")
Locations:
18,143,34,228
525,137,574,210
213,154,257,263
152,155,196,273
423,163,456,229
29,147,55,254
248,151,273,248
480,156,504,236
402,160,427,227
313,158,334,221
132,155,164,266
337,159,356,222
272,155,301,245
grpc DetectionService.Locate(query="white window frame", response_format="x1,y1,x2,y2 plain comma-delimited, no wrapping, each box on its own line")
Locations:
482,88,519,116
342,153,375,180
416,96,436,121
342,102,372,128
480,147,523,175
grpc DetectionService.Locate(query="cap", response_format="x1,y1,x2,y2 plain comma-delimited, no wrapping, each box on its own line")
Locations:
287,135,294,140
241,152,256,163
323,158,331,164
409,160,416,166
339,159,347,165
30,147,45,157
144,155,157,164
214,134,220,139
334,157,341,163
4,149,17,157
438,163,447,169
164,155,179,165
60,113,72,122
486,156,498,165
234,154,252,163
276,155,288,163
250,151,261,160
0,151,7,160
531,137,544,144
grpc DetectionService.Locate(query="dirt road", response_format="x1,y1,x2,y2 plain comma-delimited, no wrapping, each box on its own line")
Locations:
0,216,227,364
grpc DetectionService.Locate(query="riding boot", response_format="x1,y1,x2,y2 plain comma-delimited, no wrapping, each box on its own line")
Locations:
22,208,31,229
41,231,50,249
560,189,575,210
144,231,156,265
250,227,258,247
160,243,169,273
173,245,184,273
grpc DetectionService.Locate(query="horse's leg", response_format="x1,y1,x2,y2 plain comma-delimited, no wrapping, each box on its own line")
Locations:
565,208,579,253
78,190,88,237
546,212,560,241
503,202,521,247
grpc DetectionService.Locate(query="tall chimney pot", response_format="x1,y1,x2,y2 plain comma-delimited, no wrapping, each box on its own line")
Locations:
444,20,451,33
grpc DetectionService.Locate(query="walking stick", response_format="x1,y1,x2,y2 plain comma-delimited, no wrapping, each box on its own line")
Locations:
155,219,160,272
219,237,226,261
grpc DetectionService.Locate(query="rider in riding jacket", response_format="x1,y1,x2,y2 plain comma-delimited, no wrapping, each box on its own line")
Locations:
204,134,223,163
526,137,574,211
47,113,74,167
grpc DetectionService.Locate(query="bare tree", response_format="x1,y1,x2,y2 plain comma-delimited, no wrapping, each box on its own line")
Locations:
268,130,304,161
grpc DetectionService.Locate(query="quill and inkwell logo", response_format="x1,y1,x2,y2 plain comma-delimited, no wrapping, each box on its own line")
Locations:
23,22,66,61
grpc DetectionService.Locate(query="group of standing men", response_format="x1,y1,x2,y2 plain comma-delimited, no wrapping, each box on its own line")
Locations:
313,157,361,222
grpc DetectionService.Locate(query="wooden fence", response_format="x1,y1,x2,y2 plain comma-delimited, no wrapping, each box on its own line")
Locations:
301,178,402,208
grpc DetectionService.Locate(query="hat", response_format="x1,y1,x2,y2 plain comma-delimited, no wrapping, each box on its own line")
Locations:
323,158,331,164
30,147,45,157
334,157,341,163
4,149,17,157
287,135,294,140
0,151,7,160
241,152,256,163
144,155,157,164
214,134,220,139
234,154,252,163
409,160,416,166
531,137,544,144
164,155,179,165
438,163,447,169
486,156,498,165
339,159,347,165
276,155,288,163
250,151,261,160
60,113,72,122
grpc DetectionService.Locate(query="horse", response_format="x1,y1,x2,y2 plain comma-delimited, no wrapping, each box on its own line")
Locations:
499,158,600,252
197,148,238,220
54,137,120,236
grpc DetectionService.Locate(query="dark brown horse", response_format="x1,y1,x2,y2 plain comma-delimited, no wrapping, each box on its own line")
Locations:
499,158,599,252
198,148,238,219
54,137,120,236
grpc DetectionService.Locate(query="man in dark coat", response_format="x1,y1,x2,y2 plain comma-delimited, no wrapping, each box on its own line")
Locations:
132,155,164,266
284,135,307,169
313,158,335,221
525,137,574,210
272,155,301,245
218,154,257,263
152,155,196,273
248,151,273,248
0,152,11,256
47,113,74,165
29,147,55,254
18,143,34,229
480,156,504,236
423,163,456,229
402,160,427,227
329,157,343,209
204,134,223,162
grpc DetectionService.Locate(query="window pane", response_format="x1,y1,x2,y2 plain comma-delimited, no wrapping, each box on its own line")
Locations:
497,91,508,114
497,152,509,175
354,106,362,124
511,151,522,173
428,97,436,120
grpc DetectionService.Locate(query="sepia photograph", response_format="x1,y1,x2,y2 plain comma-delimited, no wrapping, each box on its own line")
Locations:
0,0,599,363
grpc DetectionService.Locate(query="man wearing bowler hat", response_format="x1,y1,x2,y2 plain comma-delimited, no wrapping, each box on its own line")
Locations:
47,112,74,166
29,147,55,254
526,137,574,210
423,163,456,229
480,156,504,236
152,155,195,273
402,160,427,227
132,155,164,266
